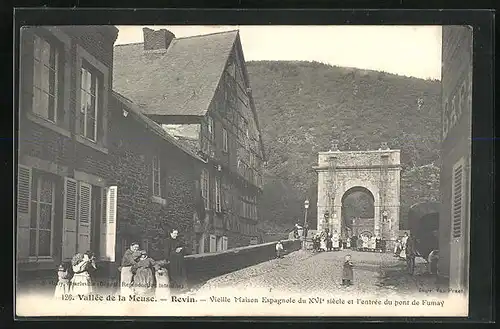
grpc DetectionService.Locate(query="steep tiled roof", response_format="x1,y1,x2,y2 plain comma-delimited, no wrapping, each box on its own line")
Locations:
111,91,205,162
113,30,239,116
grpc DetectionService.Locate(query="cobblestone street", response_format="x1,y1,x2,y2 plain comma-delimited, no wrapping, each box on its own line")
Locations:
195,249,438,297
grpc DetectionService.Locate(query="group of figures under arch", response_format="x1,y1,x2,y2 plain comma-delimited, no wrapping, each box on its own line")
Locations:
311,229,387,253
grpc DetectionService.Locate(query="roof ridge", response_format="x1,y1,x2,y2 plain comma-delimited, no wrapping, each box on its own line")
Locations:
172,29,239,41
115,42,144,47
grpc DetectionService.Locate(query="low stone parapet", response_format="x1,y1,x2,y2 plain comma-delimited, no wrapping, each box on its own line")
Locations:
185,239,302,285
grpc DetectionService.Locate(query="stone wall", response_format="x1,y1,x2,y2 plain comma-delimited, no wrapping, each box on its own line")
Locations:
185,239,302,285
108,95,201,269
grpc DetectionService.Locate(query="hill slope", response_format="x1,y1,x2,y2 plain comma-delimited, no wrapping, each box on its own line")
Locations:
246,61,441,233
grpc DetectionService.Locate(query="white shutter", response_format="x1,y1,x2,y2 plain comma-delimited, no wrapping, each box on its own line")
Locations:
100,186,117,261
222,236,228,251
62,177,78,261
77,181,92,253
17,165,32,261
209,234,216,253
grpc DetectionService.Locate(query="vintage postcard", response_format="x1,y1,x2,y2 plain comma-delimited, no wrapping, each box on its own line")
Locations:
15,24,472,317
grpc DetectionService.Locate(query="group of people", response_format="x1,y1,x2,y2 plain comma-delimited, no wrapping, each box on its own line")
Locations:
120,229,188,296
311,230,386,253
312,230,344,252
54,251,97,297
352,234,386,253
54,228,188,299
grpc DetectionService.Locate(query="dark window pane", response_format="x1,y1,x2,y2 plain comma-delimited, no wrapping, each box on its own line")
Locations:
29,230,37,256
87,117,96,140
39,204,52,230
48,94,55,121
38,230,51,256
30,202,37,228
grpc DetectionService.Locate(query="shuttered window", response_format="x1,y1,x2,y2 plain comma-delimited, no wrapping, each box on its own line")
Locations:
152,155,161,197
100,186,117,261
201,169,209,210
18,166,31,214
222,236,228,251
29,172,55,258
222,128,228,153
215,176,222,212
17,166,32,261
452,159,465,239
209,234,217,253
62,177,78,260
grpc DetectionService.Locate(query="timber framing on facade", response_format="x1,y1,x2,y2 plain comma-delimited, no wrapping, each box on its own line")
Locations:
113,28,267,252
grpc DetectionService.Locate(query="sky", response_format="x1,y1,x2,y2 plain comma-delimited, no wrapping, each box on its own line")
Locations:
116,25,442,80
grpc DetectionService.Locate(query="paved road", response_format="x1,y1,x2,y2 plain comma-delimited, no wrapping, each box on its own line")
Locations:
195,249,436,296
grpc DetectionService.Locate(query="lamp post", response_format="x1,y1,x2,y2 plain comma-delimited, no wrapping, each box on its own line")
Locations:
303,199,309,250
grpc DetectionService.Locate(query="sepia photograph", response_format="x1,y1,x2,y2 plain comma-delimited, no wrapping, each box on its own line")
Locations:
15,23,473,317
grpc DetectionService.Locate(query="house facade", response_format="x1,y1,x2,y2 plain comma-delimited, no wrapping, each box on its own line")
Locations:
439,26,472,292
16,26,208,283
108,91,205,265
17,26,119,275
113,28,266,252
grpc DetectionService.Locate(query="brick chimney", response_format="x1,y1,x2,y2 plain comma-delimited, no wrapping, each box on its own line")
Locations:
143,27,175,51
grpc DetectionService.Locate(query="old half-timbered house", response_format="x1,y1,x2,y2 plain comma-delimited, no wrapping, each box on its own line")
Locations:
113,28,266,252
17,26,119,279
109,91,204,265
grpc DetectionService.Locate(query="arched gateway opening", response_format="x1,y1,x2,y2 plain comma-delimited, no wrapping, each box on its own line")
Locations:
341,186,375,239
313,145,402,250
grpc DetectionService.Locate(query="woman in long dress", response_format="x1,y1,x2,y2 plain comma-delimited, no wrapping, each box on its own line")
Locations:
400,233,409,259
164,229,188,293
70,252,96,295
332,231,340,251
319,232,327,251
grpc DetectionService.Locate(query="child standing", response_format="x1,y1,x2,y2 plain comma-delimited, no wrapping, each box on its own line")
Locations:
275,241,284,258
342,254,354,286
54,263,72,298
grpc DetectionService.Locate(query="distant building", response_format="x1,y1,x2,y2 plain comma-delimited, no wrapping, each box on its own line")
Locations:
113,28,266,252
108,91,205,268
17,26,119,276
439,26,472,292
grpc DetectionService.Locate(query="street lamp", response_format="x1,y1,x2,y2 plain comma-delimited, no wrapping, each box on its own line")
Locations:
303,199,310,250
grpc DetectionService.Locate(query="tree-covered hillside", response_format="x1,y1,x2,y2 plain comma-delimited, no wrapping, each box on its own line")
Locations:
246,61,441,233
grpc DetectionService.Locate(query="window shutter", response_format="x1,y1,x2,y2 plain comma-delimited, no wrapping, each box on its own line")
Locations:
451,161,465,239
222,236,228,251
62,177,78,261
17,165,32,261
209,234,216,253
77,181,92,253
99,187,107,261
100,186,117,261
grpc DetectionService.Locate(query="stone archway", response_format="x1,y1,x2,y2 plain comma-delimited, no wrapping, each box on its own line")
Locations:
341,186,375,238
313,146,402,247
